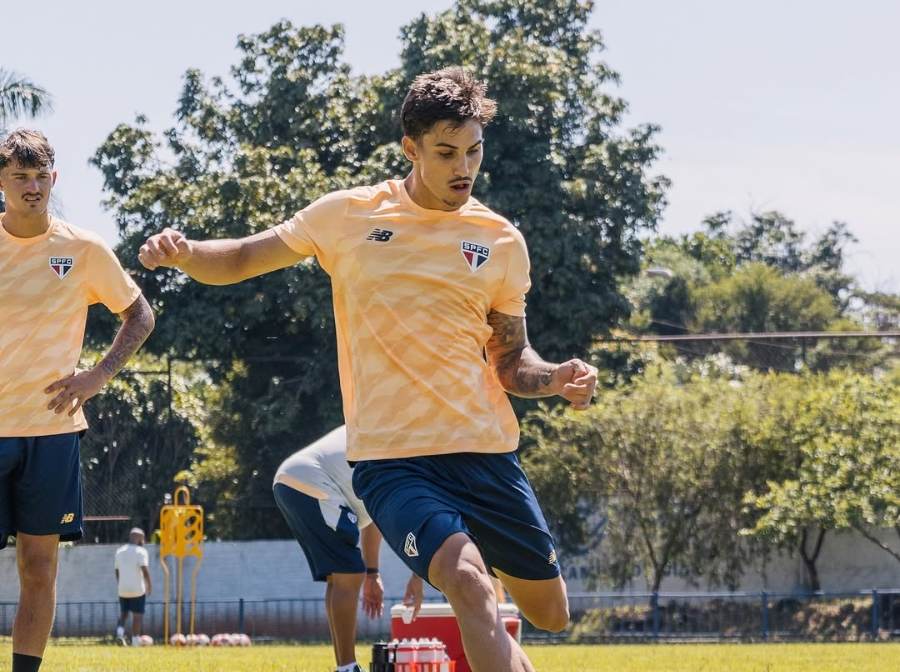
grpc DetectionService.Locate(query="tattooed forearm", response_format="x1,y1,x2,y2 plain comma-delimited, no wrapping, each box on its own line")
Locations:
97,295,155,380
485,310,557,398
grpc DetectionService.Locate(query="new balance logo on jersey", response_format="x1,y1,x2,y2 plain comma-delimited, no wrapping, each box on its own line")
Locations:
60,513,75,524
366,228,394,242
404,532,419,557
49,257,74,279
461,241,490,272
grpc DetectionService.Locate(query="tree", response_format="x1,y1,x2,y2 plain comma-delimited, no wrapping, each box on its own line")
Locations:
692,263,838,370
525,361,771,592
632,210,864,345
79,354,207,537
91,3,667,536
743,370,900,584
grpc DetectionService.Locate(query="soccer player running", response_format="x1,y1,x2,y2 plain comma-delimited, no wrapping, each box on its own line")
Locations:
274,424,424,672
139,68,597,672
0,129,155,672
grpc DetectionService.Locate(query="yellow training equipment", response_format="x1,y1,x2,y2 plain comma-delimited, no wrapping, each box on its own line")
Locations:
159,485,204,643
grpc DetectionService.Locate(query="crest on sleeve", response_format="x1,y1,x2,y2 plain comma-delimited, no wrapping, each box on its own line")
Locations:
461,241,490,273
49,257,74,280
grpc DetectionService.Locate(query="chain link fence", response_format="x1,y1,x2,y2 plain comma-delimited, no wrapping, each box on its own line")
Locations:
2,590,898,643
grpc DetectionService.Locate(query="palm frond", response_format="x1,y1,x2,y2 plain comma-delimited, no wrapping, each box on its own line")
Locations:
0,69,53,126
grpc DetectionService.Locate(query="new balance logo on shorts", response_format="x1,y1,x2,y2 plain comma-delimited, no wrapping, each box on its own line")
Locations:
60,512,75,524
548,548,558,565
404,532,419,557
366,228,394,242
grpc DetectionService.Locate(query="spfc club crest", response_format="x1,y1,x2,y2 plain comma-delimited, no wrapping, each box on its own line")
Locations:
461,241,490,272
49,256,74,279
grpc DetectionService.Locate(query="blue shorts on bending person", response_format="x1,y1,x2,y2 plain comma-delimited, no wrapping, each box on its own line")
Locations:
0,433,84,550
273,483,366,582
352,450,560,584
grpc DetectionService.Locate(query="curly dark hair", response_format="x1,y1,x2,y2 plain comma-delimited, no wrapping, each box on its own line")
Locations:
401,67,497,140
0,129,55,170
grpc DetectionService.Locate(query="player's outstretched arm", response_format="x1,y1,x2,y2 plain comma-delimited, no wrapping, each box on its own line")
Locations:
45,295,155,415
485,310,598,410
138,228,305,285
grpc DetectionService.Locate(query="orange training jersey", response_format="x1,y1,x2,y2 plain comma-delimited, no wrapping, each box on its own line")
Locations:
274,179,531,461
0,218,141,437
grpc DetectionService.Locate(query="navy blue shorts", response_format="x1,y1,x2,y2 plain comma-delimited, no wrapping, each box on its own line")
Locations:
120,595,146,614
352,451,560,584
0,433,84,550
273,483,365,582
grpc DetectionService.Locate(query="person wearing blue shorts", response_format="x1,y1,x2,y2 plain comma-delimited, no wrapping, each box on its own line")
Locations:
138,68,597,671
274,426,422,672
0,130,154,672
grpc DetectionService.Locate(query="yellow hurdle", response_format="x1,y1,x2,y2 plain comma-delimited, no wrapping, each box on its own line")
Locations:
160,485,204,644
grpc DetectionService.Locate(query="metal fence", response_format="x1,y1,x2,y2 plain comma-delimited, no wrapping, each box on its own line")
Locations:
560,590,900,643
2,590,899,643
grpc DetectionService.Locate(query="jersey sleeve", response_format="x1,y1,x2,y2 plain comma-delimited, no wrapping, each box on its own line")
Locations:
491,229,531,317
272,190,351,271
139,548,149,567
86,240,142,313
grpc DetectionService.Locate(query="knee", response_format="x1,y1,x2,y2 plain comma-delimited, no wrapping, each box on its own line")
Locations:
19,555,57,590
525,597,569,634
434,560,495,610
329,573,364,596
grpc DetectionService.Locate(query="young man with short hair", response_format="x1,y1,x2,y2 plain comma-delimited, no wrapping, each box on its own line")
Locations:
139,68,597,672
114,527,152,646
0,129,155,672
274,425,423,672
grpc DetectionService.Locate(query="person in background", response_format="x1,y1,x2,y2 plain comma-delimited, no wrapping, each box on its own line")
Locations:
114,528,152,646
274,425,423,672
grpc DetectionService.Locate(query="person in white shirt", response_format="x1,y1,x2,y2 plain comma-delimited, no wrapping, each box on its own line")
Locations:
114,528,151,645
274,426,423,672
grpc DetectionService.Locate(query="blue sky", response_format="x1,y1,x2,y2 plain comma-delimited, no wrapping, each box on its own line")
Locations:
2,0,897,291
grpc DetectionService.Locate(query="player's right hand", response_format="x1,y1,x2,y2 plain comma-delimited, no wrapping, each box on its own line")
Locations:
403,573,424,622
139,228,192,270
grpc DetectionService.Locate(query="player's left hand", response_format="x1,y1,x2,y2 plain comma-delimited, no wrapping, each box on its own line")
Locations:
553,358,598,411
45,369,108,416
362,572,384,619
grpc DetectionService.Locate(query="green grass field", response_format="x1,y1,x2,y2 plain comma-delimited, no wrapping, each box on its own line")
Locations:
2,642,899,672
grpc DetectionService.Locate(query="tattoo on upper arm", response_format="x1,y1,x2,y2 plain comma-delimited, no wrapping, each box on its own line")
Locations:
486,310,529,360
486,311,555,396
98,296,155,379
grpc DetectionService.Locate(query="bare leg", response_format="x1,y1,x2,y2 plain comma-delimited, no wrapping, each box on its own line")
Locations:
494,569,569,633
132,612,143,637
13,533,60,657
328,573,364,666
325,579,339,663
492,576,507,603
428,533,534,672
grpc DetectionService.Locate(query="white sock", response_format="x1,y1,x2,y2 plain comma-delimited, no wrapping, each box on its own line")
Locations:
335,663,359,672
132,635,142,646
116,626,125,638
